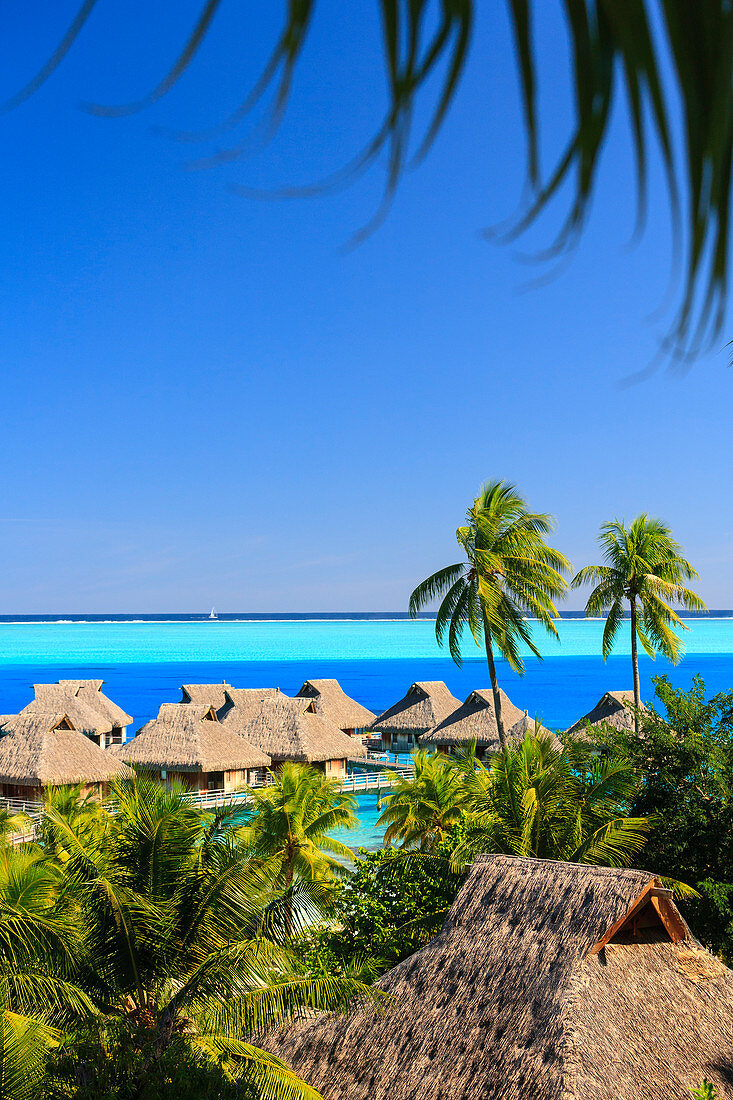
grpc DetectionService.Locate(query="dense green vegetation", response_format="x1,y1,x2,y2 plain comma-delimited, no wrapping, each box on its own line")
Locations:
600,675,733,961
2,681,732,1094
0,775,377,1100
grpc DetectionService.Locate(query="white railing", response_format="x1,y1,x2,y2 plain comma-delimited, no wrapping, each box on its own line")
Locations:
0,766,414,824
0,797,43,816
340,767,413,792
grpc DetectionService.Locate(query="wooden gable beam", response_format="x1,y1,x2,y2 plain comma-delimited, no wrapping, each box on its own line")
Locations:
588,879,689,956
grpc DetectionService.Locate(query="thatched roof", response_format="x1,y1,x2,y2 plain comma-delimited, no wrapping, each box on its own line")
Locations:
180,682,233,708
419,687,526,748
0,712,132,788
264,855,733,1099
114,704,270,773
565,690,642,741
506,711,563,749
370,682,461,734
219,687,287,726
295,680,375,730
26,680,132,736
222,693,366,764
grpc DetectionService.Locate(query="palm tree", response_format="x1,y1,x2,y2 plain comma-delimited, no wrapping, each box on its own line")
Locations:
572,516,706,732
39,773,376,1099
451,732,651,870
242,763,359,887
410,480,570,753
376,750,467,851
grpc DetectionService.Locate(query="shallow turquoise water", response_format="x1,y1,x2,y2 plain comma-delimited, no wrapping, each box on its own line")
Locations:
336,790,387,851
1,616,732,664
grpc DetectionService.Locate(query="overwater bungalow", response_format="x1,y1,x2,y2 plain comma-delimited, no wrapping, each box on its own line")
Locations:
114,703,270,792
0,711,132,801
220,691,365,779
24,679,132,748
419,687,529,757
369,681,461,754
565,690,642,742
295,679,375,738
264,854,733,1099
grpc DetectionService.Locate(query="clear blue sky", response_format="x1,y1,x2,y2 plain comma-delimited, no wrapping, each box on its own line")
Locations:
0,2,730,613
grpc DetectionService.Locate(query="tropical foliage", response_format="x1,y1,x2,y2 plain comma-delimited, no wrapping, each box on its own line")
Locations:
0,775,377,1100
572,515,705,729
376,750,467,850
599,675,733,961
302,837,464,975
376,733,649,869
450,733,650,869
241,762,358,886
8,4,733,354
410,480,570,752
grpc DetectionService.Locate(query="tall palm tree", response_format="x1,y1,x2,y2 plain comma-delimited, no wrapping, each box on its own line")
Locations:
376,750,467,851
410,480,570,753
242,763,359,888
451,732,652,870
572,516,706,732
39,774,376,1099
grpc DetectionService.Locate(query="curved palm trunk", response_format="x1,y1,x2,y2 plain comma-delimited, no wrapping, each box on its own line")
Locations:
629,597,641,735
483,625,509,754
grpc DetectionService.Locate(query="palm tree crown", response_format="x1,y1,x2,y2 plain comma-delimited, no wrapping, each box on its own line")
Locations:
376,750,467,851
572,515,706,729
410,480,570,752
242,762,358,885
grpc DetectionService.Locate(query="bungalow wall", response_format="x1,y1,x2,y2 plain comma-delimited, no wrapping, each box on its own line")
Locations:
311,758,347,779
381,729,419,753
153,768,257,792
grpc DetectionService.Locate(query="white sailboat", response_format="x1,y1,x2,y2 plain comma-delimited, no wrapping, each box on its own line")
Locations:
209,606,218,620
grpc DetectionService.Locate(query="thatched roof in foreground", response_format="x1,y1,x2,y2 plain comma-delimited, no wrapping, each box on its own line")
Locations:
565,690,643,741
180,682,233,708
26,680,132,735
115,704,271,772
264,855,733,1100
419,688,526,748
295,680,375,730
370,682,461,734
223,693,366,764
0,712,132,787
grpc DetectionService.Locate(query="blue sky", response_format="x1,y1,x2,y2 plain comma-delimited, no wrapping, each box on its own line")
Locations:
0,2,730,613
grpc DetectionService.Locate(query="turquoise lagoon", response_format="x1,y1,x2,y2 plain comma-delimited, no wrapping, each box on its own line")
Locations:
1,615,732,847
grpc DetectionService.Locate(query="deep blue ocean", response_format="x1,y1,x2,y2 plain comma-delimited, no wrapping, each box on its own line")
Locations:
0,612,732,732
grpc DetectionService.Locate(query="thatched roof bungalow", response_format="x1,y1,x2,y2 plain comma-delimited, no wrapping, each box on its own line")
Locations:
264,854,733,1099
565,690,643,742
0,711,132,801
25,680,132,748
369,681,461,753
114,703,270,792
419,687,538,757
221,692,365,779
180,682,233,708
295,680,375,737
